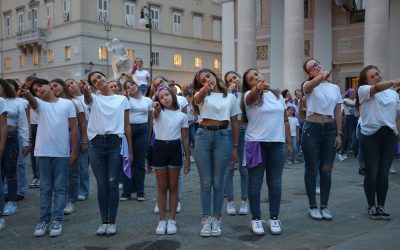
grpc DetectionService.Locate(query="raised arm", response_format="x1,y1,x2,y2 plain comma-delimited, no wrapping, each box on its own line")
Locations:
82,82,93,105
245,80,269,106
20,88,38,110
303,71,330,94
369,79,400,97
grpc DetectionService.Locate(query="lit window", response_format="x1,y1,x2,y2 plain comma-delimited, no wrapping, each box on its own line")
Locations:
194,57,202,68
4,57,12,70
151,52,159,66
213,59,220,70
33,50,39,66
48,49,54,64
65,46,72,61
127,49,135,61
19,54,25,68
173,54,182,67
125,2,136,26
98,46,108,61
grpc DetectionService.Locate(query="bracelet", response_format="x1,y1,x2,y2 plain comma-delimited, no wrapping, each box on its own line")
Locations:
81,142,88,144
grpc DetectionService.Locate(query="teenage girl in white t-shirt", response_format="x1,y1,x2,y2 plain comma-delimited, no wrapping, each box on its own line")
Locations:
85,71,133,236
302,59,343,221
152,87,190,235
357,65,400,220
0,96,7,231
131,57,151,96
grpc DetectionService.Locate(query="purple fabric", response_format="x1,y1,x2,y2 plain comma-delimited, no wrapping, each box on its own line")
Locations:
344,88,355,98
121,135,131,178
245,141,262,169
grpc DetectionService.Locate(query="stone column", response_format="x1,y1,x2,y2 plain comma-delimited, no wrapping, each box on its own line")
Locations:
270,0,284,89
222,0,236,75
237,0,256,76
283,0,304,92
364,0,389,78
388,0,400,80
313,0,332,70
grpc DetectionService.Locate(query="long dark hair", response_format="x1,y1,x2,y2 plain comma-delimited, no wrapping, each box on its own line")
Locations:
50,78,74,99
303,58,320,81
224,71,242,92
154,87,179,110
0,78,16,98
355,65,380,113
191,68,227,115
240,68,280,123
87,71,106,86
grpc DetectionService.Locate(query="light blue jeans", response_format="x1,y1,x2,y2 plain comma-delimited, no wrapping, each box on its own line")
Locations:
195,128,232,217
78,151,90,198
38,157,69,222
17,138,28,196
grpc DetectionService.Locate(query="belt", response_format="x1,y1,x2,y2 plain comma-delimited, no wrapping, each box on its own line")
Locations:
199,124,228,131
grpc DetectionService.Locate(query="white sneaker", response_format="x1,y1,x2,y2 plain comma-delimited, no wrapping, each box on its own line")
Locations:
156,220,166,235
336,153,345,161
96,224,108,236
268,218,282,235
118,183,123,190
249,219,265,235
316,187,320,195
190,156,195,163
342,154,348,160
211,217,222,237
320,208,333,221
309,208,323,220
106,224,117,236
167,219,177,235
3,201,17,216
176,202,182,213
226,201,236,215
63,202,75,214
77,195,87,201
29,178,39,188
49,221,62,237
239,201,249,215
0,218,5,231
389,167,397,174
200,217,212,237
154,203,159,214
34,222,50,237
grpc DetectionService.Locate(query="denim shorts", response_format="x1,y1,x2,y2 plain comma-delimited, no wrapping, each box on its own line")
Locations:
153,139,182,169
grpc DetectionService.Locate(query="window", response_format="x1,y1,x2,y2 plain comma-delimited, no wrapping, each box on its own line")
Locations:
98,0,109,22
213,59,221,70
18,11,24,32
256,0,261,26
19,54,25,68
30,7,38,29
212,18,221,41
4,57,12,70
46,3,54,28
33,50,39,66
212,0,221,3
257,45,268,61
354,0,366,10
125,2,136,26
63,0,71,21
151,52,159,66
4,15,11,37
173,54,182,67
150,7,160,30
48,49,54,64
172,12,182,35
193,15,202,38
194,57,202,68
127,49,135,61
65,46,72,61
98,46,108,61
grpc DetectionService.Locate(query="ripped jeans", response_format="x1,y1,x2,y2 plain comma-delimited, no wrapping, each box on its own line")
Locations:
301,121,336,208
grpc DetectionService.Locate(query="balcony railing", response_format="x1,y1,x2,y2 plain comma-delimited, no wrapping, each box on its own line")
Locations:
16,28,47,45
350,10,365,23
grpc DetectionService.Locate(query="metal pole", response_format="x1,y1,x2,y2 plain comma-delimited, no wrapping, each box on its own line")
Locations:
148,3,153,82
106,28,109,77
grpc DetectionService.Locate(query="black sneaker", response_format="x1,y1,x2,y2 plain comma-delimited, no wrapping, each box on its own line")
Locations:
136,192,145,202
119,193,131,201
376,207,391,220
17,195,25,202
359,168,366,176
368,206,380,220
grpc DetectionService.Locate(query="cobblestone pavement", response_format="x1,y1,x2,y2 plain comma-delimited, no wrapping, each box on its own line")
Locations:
1,156,399,250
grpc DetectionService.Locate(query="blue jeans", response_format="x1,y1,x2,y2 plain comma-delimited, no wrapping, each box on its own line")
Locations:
37,157,69,222
301,121,336,207
17,138,27,196
342,115,357,154
30,124,39,179
360,126,396,207
195,128,232,217
1,131,19,202
89,134,122,223
188,123,196,147
123,123,148,195
0,163,3,213
224,125,248,200
67,158,79,203
78,151,90,198
138,85,148,96
248,142,285,219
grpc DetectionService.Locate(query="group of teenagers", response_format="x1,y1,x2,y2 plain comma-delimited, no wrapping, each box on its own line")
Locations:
0,57,399,239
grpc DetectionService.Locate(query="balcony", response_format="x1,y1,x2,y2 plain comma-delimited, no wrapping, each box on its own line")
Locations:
349,10,365,23
16,28,47,53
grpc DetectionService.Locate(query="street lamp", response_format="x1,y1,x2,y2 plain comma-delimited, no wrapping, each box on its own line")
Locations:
139,4,153,82
104,20,112,77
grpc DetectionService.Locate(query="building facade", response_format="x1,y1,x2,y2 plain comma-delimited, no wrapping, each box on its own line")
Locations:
223,0,400,92
0,0,223,85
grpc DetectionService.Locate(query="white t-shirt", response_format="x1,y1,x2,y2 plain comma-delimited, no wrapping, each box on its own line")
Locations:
231,91,242,121
303,81,342,117
5,98,29,146
245,91,287,142
132,69,150,87
358,85,400,136
342,98,355,116
154,109,188,140
128,96,153,124
195,92,241,122
30,108,39,124
87,94,130,140
76,95,90,121
288,116,300,137
177,95,188,112
0,97,6,115
34,98,76,157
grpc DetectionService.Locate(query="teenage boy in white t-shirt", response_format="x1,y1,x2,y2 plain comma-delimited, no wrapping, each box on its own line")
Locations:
21,78,78,237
